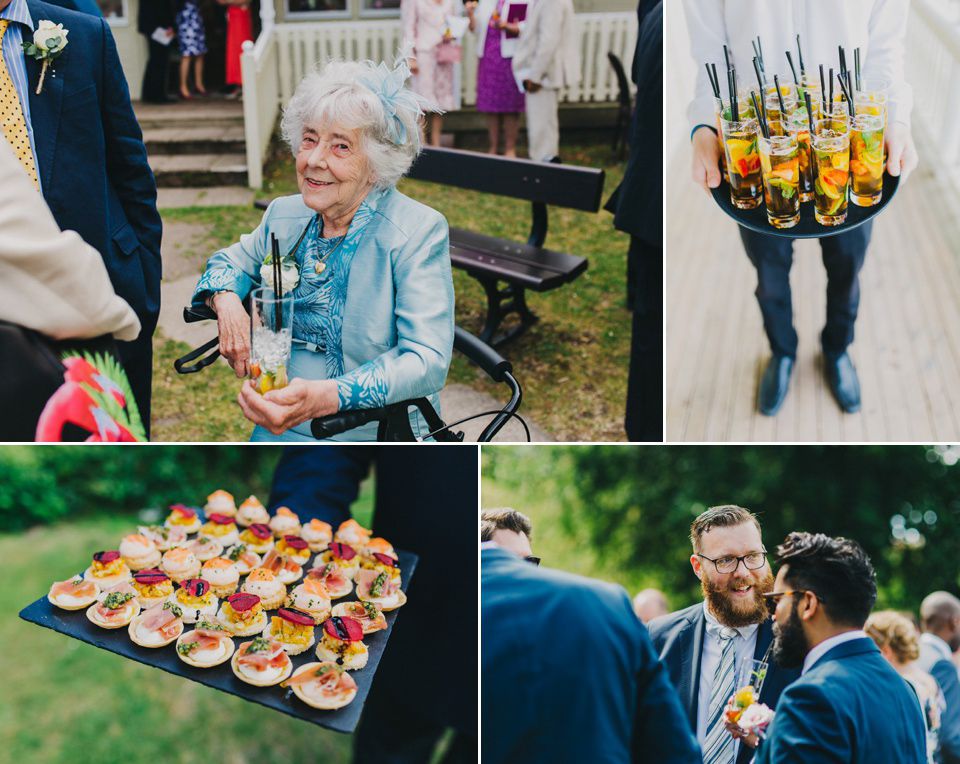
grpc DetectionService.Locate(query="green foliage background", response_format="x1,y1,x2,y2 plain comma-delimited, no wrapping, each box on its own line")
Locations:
482,446,960,615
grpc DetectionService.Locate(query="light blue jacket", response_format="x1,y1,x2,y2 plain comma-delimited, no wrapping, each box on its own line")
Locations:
192,187,455,441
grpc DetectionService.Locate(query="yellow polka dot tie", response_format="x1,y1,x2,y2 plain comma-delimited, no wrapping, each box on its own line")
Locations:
0,20,40,190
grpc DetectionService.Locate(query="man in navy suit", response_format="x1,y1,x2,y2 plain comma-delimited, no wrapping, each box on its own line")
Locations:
482,541,700,763
919,591,960,764
647,505,800,764
755,532,926,763
1,0,161,431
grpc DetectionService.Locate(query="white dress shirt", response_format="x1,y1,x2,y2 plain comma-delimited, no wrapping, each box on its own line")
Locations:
919,632,953,663
698,602,761,759
681,0,913,131
801,629,868,675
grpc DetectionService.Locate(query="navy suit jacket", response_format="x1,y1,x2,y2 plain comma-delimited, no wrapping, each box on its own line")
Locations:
482,546,700,764
755,637,926,764
25,0,161,351
919,640,960,764
647,603,801,764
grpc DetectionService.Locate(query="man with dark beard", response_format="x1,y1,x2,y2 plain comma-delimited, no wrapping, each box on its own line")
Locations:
755,532,926,764
648,505,800,764
919,591,960,764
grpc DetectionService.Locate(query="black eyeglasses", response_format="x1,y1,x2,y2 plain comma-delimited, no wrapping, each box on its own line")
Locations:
524,556,541,566
697,551,767,574
761,589,822,613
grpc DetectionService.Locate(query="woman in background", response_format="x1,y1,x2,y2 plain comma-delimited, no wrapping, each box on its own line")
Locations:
218,0,253,99
175,0,208,98
468,0,523,156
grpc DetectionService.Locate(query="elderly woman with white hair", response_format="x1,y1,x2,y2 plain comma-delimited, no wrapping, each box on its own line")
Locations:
191,57,454,441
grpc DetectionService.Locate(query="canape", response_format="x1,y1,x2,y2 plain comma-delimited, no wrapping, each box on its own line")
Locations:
188,535,225,562
128,601,185,647
201,557,240,597
176,619,235,668
237,523,274,555
359,551,402,584
305,562,353,599
261,548,303,585
119,534,162,572
333,518,372,547
86,589,140,629
317,543,360,580
301,519,333,552
164,504,202,534
204,489,237,518
235,495,269,528
240,568,286,610
359,537,395,564
283,661,358,710
224,543,261,575
268,506,301,539
217,592,269,637
355,568,407,611
285,578,332,624
315,616,368,670
331,600,387,634
131,569,175,607
48,575,99,611
173,578,219,624
275,535,311,566
160,547,202,584
137,524,188,552
231,637,293,686
198,513,239,548
262,608,316,655
83,551,133,588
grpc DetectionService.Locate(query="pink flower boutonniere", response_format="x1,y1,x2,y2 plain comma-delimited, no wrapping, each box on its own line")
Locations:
21,20,68,94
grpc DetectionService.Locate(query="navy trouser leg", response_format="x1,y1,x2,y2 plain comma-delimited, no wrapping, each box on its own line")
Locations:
738,226,798,359
819,221,872,360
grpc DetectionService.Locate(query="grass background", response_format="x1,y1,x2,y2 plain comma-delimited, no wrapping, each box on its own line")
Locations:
153,140,630,441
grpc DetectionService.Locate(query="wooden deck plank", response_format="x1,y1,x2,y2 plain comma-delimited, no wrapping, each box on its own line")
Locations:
666,138,960,442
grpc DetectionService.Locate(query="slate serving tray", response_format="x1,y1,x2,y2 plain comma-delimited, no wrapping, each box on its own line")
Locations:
711,171,899,238
19,548,417,734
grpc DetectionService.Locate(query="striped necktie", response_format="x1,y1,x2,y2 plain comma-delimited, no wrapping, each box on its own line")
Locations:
0,20,39,190
703,626,739,764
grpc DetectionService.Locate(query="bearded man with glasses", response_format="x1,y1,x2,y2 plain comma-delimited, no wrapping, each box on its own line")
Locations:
648,505,801,764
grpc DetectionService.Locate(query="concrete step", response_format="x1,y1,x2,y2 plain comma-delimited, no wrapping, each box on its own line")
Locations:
144,125,247,155
134,99,245,131
150,153,248,188
157,186,256,209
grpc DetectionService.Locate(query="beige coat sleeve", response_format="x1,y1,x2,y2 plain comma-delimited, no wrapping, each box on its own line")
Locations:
0,137,141,342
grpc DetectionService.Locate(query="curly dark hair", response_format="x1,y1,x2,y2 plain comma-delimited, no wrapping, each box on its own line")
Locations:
776,532,877,628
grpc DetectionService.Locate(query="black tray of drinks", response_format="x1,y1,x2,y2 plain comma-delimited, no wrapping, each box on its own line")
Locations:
19,549,417,734
711,171,899,239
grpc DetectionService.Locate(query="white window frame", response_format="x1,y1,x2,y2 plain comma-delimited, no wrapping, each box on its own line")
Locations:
100,0,130,27
285,0,353,21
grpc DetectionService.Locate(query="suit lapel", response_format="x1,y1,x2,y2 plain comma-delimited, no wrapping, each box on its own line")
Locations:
681,608,705,729
24,0,64,191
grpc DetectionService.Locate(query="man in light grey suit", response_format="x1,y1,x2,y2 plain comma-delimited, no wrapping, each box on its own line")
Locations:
920,591,960,764
511,0,580,162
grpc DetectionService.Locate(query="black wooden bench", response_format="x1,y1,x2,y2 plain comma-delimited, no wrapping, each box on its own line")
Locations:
405,146,605,346
254,147,605,346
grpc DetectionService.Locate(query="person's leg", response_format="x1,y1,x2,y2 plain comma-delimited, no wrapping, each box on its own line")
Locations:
502,113,519,157
625,237,663,441
194,54,206,95
179,55,191,98
737,226,798,359
485,113,500,154
429,113,443,147
819,221,872,360
141,39,169,102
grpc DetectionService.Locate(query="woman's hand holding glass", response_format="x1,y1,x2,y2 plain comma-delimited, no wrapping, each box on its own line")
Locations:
211,291,250,378
237,377,339,435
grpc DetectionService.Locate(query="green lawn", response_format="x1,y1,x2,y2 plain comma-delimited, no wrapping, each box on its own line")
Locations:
156,140,631,441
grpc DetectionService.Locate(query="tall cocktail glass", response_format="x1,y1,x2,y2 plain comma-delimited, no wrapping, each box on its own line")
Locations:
849,112,884,206
812,118,850,226
720,116,762,209
759,128,800,228
250,287,294,393
785,110,815,202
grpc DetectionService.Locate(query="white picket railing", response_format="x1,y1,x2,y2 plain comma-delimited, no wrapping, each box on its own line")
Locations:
241,12,637,187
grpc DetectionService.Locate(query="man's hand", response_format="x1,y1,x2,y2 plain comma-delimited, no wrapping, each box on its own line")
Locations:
524,79,542,93
238,378,339,435
211,291,250,378
692,126,722,193
724,720,759,749
885,122,917,183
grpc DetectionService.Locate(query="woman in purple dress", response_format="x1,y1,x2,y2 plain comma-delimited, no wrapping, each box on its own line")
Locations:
468,0,524,156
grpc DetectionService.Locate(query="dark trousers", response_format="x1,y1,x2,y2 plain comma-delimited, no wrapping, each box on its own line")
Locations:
118,330,153,439
625,237,663,442
141,38,170,101
738,221,872,361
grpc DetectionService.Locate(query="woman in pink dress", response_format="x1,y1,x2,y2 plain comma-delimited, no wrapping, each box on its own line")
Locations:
402,0,463,145
218,0,253,99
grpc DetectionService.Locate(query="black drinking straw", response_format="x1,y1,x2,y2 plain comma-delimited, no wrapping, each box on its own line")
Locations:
845,70,853,102
839,46,847,76
774,74,787,119
855,48,861,91
837,72,855,118
751,39,761,67
705,63,719,98
829,67,834,106
271,235,281,331
751,91,769,139
753,56,765,96
804,91,815,134
723,44,731,73
819,64,827,111
756,36,765,70
786,51,799,87
728,67,739,122
711,63,720,101
796,34,806,75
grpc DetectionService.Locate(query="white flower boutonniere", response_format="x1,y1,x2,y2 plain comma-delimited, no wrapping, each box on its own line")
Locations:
259,253,301,294
22,21,68,95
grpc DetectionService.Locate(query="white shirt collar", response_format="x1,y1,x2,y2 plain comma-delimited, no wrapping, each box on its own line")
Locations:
919,632,953,662
802,630,868,675
702,600,761,641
